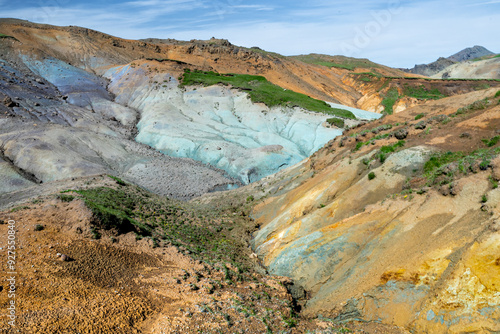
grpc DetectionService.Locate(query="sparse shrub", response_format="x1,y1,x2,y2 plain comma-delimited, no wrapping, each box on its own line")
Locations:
481,194,488,203
282,314,298,328
378,152,387,163
495,90,500,98
368,172,376,180
474,83,490,91
205,284,215,294
223,313,232,327
479,159,490,170
34,224,44,231
108,175,127,186
326,117,345,128
58,194,74,202
415,121,427,130
75,187,149,236
10,206,29,212
423,148,500,186
489,175,498,189
482,136,500,147
246,195,254,202
223,264,233,282
90,227,101,239
380,140,405,154
454,98,489,116
415,113,425,120
353,141,365,152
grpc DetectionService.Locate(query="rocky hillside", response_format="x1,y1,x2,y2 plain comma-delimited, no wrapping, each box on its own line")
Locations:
448,45,495,62
405,45,497,78
1,18,500,334
248,86,500,333
404,57,457,77
432,57,500,80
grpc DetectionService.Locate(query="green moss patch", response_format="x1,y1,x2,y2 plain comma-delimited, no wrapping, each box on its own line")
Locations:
180,69,356,118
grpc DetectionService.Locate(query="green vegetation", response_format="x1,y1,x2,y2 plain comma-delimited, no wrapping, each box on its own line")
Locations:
481,194,488,203
245,46,285,59
423,148,500,186
381,87,399,115
424,151,467,175
326,117,345,128
10,206,30,212
350,124,393,138
368,172,376,180
0,33,17,41
380,140,405,154
489,175,499,189
300,60,356,70
376,140,405,163
34,224,44,231
282,310,298,328
353,141,366,152
329,108,356,119
58,194,75,202
402,85,446,100
415,113,425,120
68,185,255,269
453,98,490,116
495,90,500,98
74,187,150,235
108,175,127,186
472,54,496,62
351,125,397,153
145,57,188,65
90,227,101,240
291,55,381,71
474,83,491,91
351,72,382,82
482,136,500,147
180,69,356,118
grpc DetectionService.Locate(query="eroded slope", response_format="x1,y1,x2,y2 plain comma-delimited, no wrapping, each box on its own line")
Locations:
250,87,500,333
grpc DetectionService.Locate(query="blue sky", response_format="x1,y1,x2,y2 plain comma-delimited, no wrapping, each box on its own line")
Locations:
1,0,499,68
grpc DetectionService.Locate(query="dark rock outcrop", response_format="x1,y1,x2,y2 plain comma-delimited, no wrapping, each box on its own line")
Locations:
448,45,494,62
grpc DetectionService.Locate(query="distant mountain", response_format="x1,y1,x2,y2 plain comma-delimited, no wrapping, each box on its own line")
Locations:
404,57,457,77
431,56,500,80
403,45,495,77
448,45,494,62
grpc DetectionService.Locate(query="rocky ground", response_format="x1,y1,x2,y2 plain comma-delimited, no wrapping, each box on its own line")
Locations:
0,176,407,333
250,87,500,333
1,19,500,334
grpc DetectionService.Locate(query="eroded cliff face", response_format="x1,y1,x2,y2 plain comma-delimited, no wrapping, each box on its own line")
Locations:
251,87,500,333
103,62,351,184
0,19,381,197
